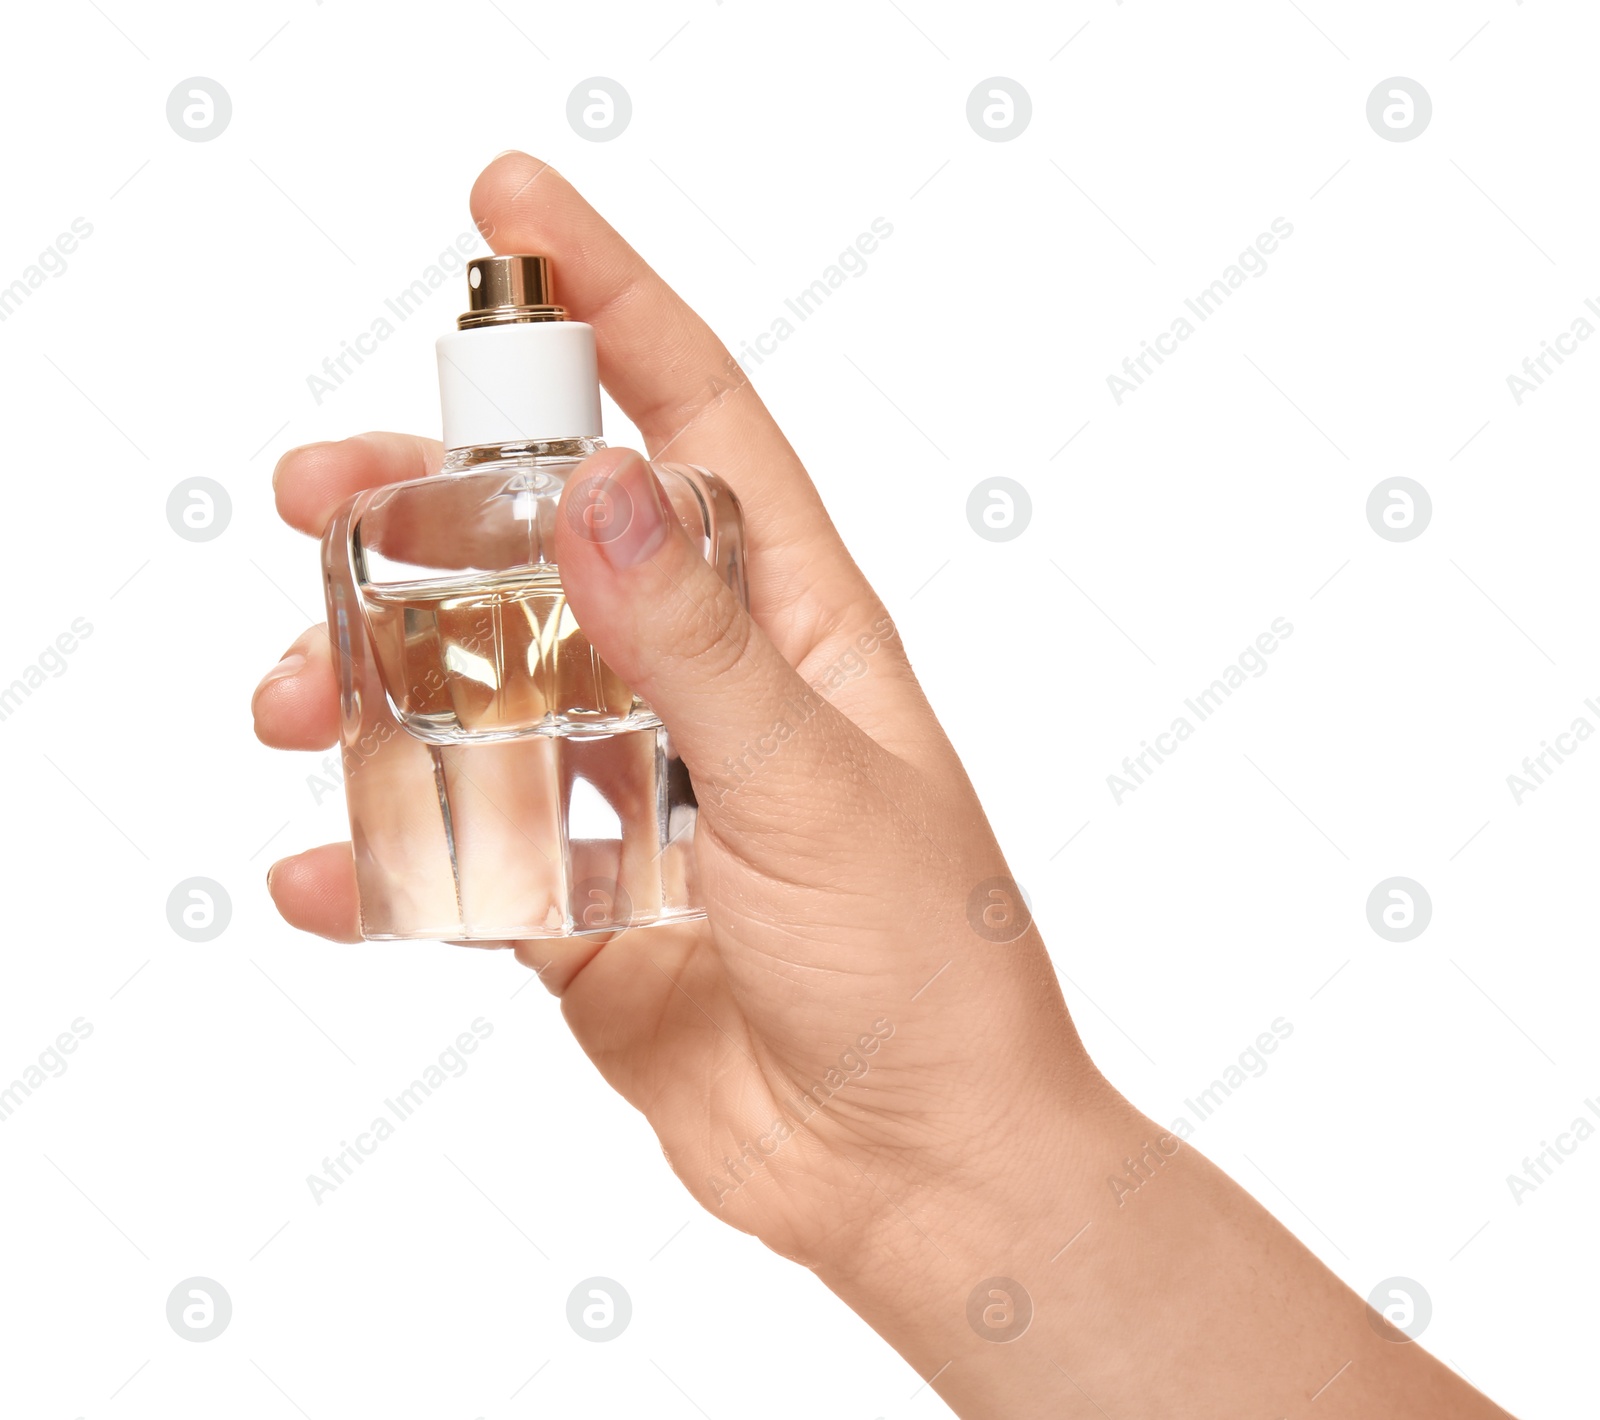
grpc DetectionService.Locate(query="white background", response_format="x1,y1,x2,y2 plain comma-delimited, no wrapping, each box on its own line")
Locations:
0,1,1594,1415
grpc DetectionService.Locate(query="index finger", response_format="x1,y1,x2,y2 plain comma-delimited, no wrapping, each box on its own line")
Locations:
471,154,872,618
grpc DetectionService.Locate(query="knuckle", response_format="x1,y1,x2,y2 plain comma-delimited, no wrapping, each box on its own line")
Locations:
663,574,755,685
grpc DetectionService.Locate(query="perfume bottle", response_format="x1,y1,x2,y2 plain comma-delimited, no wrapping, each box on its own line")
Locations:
321,255,747,940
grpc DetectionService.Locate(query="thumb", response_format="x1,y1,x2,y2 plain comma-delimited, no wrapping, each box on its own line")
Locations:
553,447,851,828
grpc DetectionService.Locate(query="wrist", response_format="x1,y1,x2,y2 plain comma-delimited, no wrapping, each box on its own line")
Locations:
811,1073,1147,1376
812,1083,1498,1420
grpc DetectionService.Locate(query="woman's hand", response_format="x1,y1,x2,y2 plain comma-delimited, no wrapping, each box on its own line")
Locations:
254,153,1512,1419
256,150,1092,1264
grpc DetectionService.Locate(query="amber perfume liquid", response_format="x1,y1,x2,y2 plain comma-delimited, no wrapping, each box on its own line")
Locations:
318,255,746,941
363,567,639,740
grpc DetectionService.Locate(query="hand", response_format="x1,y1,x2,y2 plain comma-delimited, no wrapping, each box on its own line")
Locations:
256,148,1086,1256
254,153,1512,1419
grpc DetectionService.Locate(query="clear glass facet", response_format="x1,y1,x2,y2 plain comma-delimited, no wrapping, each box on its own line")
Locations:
320,442,747,940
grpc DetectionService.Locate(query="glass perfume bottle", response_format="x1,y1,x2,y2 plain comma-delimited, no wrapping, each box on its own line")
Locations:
321,255,746,940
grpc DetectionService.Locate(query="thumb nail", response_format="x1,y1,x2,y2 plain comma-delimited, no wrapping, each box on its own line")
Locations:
565,451,671,569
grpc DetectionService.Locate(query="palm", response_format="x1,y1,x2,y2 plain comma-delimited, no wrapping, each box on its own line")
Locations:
557,762,941,1260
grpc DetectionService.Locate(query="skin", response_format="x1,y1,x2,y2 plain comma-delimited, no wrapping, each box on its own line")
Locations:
255,152,1514,1418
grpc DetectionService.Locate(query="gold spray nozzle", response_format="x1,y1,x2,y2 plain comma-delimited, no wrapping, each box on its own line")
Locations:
458,255,567,328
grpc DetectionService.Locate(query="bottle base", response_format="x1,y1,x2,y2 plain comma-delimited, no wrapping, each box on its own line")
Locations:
360,903,708,944
346,721,703,941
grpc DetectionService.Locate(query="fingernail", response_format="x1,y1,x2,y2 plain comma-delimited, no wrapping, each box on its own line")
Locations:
266,860,281,893
257,652,305,691
568,451,671,570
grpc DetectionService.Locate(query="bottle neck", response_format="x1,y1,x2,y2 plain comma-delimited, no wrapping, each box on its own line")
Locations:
441,436,607,473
